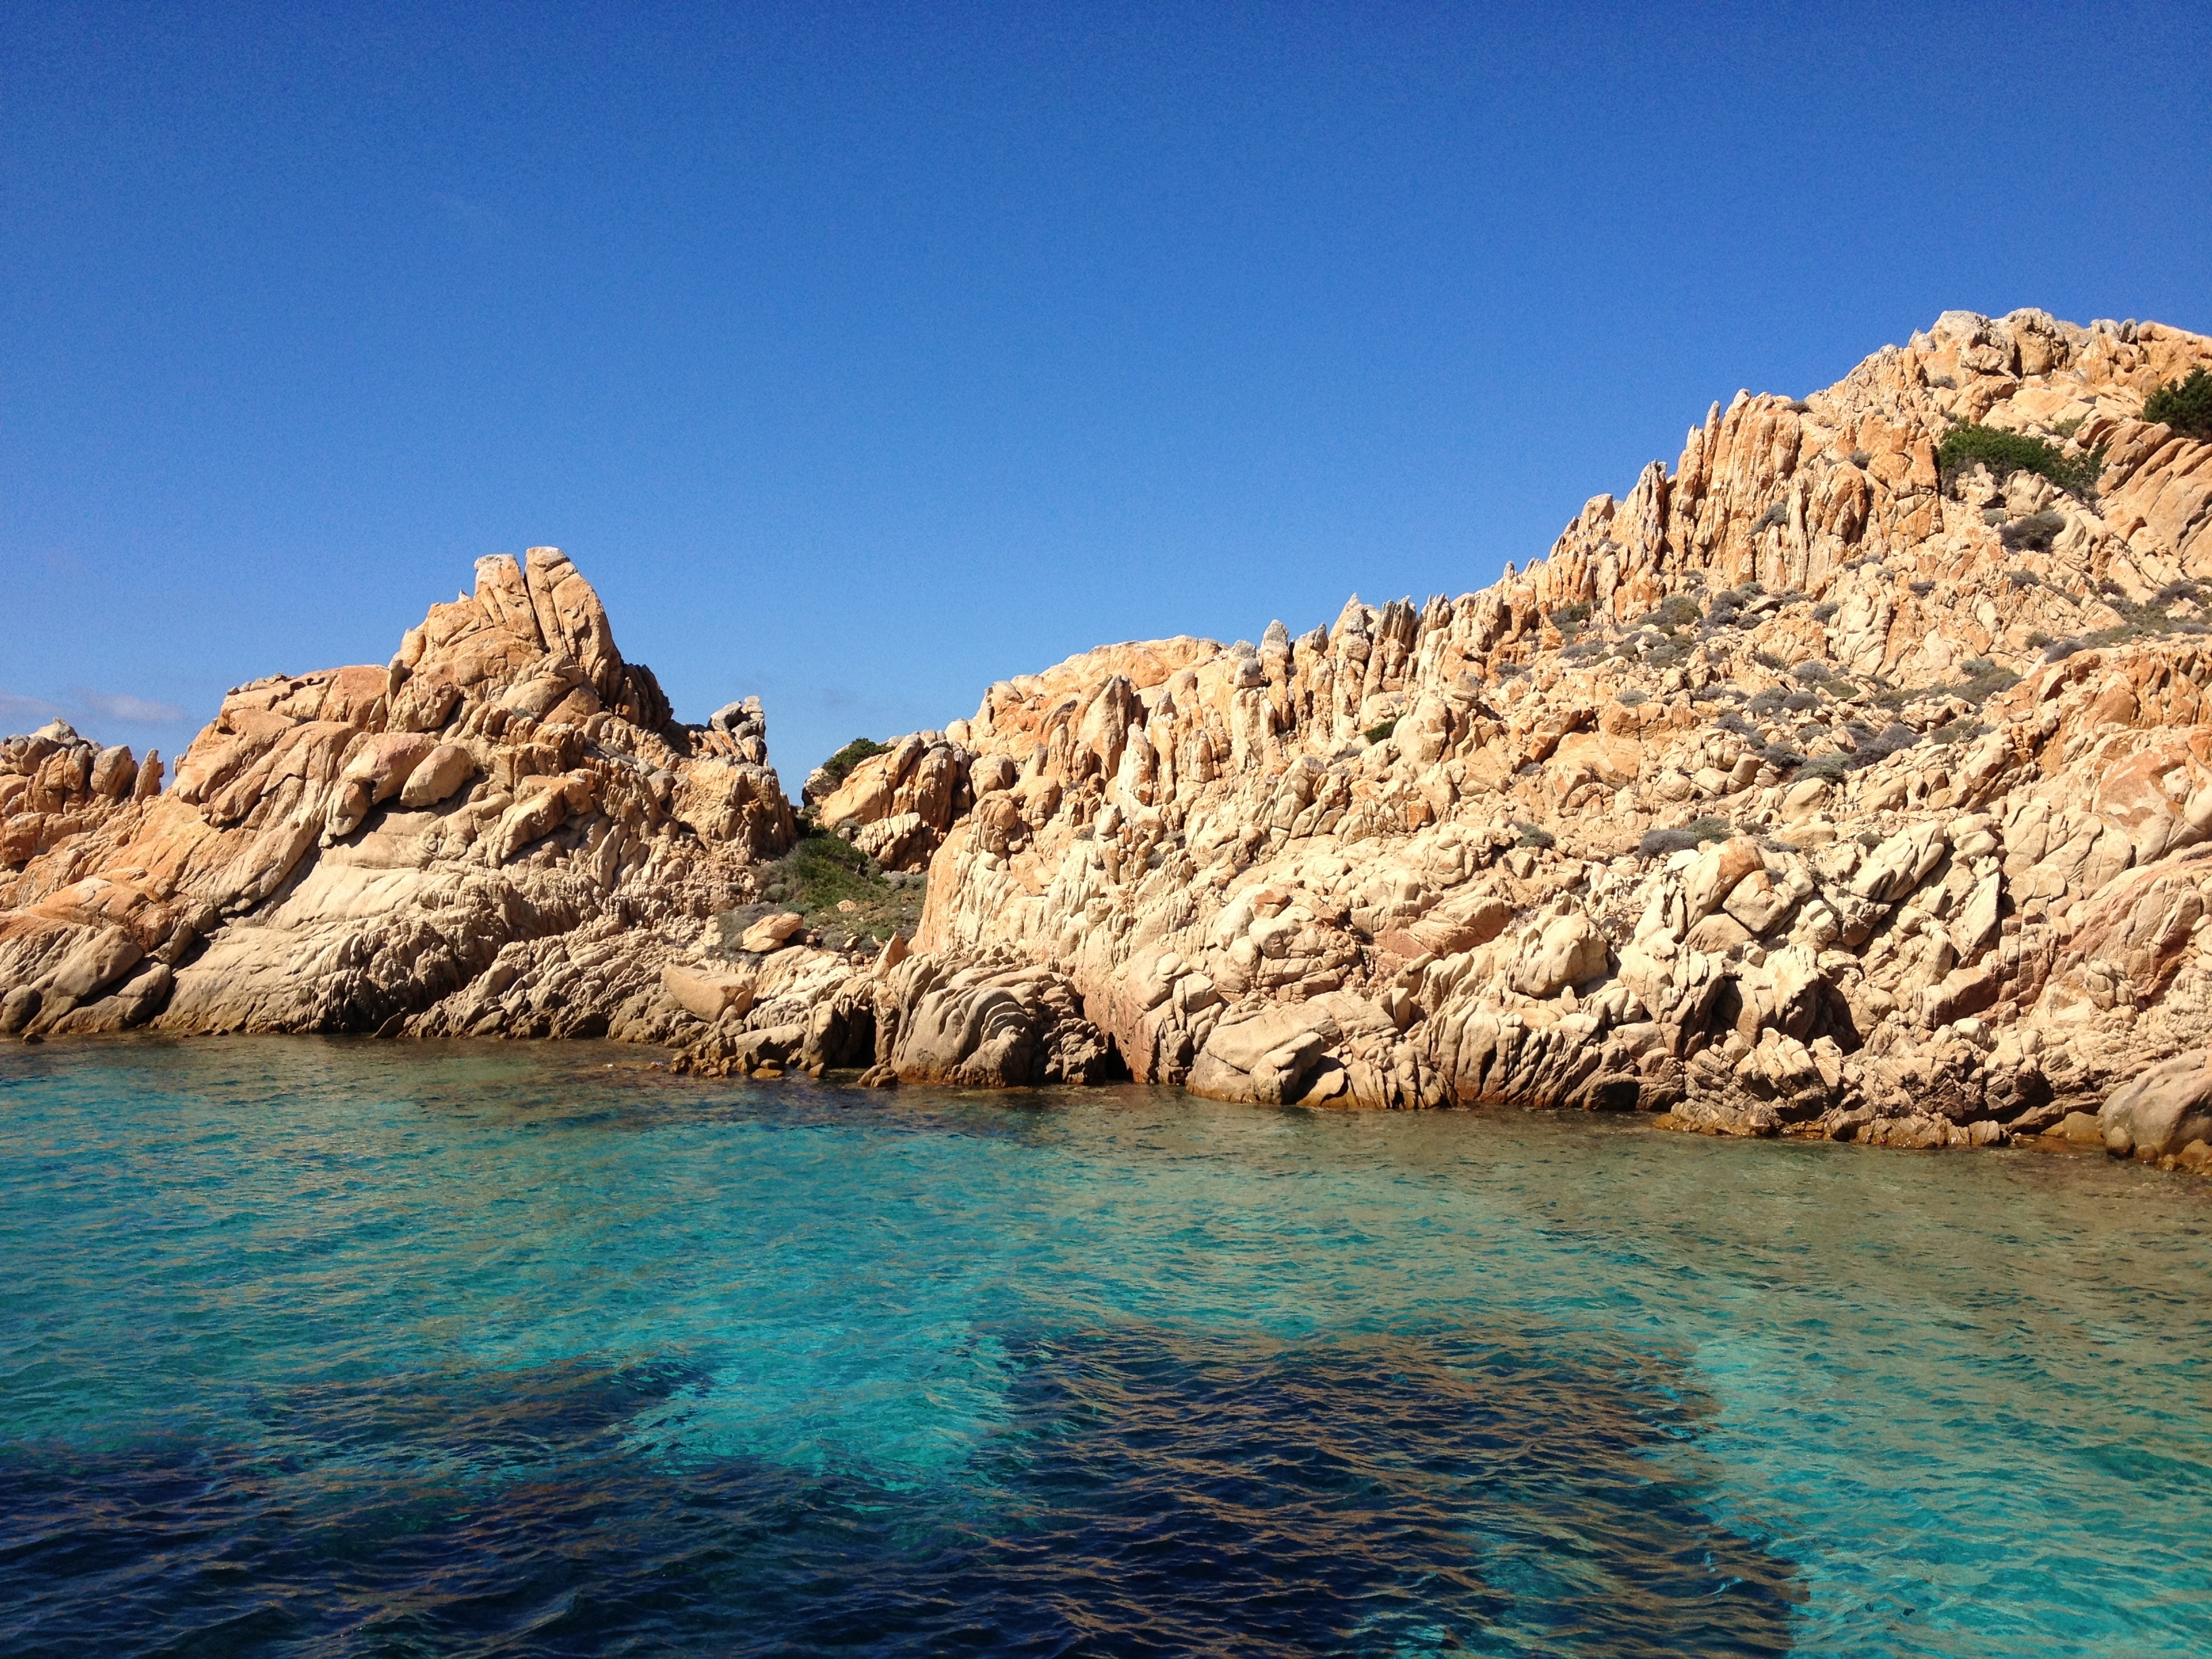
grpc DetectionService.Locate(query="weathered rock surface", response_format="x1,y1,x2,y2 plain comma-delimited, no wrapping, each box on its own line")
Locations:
698,309,2212,1155
1,549,796,1041
17,311,2212,1172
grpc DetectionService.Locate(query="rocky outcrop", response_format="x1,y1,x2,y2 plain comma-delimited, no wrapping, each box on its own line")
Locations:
710,309,2212,1164
0,549,796,1041
18,311,2212,1176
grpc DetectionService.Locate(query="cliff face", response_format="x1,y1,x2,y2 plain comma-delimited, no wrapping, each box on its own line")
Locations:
12,309,2212,1165
792,308,2212,1156
0,548,793,1041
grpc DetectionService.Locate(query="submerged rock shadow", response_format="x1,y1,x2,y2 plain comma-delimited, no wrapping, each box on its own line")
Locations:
0,1327,1799,1657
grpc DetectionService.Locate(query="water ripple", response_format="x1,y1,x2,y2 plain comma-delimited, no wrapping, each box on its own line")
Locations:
1,1037,2208,1655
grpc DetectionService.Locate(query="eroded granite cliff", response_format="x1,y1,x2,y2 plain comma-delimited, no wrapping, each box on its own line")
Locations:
12,309,2212,1164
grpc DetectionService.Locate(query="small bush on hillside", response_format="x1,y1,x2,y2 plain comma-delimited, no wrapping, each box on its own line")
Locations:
1812,601,1839,622
1751,501,1789,533
1937,424,2104,498
1927,720,1990,747
1910,580,1936,596
1811,721,1919,775
1615,688,1647,707
2144,367,2212,438
746,826,924,947
1797,752,1854,783
1948,659,2018,704
1637,815,1734,859
1848,448,1872,468
2000,510,2065,552
1840,716,1929,765
1513,821,1556,850
1549,600,1591,632
2007,569,2042,589
819,736,893,790
1363,718,1398,744
1639,829,1703,858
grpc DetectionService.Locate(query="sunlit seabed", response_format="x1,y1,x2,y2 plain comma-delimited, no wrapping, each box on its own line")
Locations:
1,1038,2207,1656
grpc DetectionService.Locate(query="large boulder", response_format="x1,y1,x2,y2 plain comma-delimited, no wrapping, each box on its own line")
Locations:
2100,1051,2212,1158
662,962,756,1024
1188,1002,1343,1104
877,954,1114,1087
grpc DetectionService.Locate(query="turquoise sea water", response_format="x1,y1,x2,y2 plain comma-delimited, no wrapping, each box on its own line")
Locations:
1,1039,2208,1656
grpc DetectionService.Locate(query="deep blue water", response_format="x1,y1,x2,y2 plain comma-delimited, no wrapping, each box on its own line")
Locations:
1,1040,2208,1656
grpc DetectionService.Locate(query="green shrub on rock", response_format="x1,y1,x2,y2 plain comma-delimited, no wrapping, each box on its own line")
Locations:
1637,815,1732,859
2144,367,2212,439
1999,510,2064,552
819,736,892,790
1949,660,2019,704
1937,424,2104,499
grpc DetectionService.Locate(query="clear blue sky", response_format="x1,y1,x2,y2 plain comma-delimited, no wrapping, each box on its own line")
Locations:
5,3,2208,777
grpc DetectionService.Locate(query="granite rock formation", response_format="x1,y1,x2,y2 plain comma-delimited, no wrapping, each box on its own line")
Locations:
14,310,2212,1170
735,308,2212,1160
0,549,795,1041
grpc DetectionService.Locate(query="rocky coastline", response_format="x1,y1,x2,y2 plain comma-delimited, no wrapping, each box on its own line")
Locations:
9,308,2212,1171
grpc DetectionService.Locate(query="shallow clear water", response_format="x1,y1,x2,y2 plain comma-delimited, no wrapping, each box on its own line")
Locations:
1,1040,2208,1656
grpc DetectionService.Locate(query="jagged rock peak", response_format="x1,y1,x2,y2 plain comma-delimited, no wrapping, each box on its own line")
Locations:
0,548,794,1039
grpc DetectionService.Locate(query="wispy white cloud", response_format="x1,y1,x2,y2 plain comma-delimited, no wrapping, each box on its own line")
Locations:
2,687,192,742
70,689,187,723
0,692,66,728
